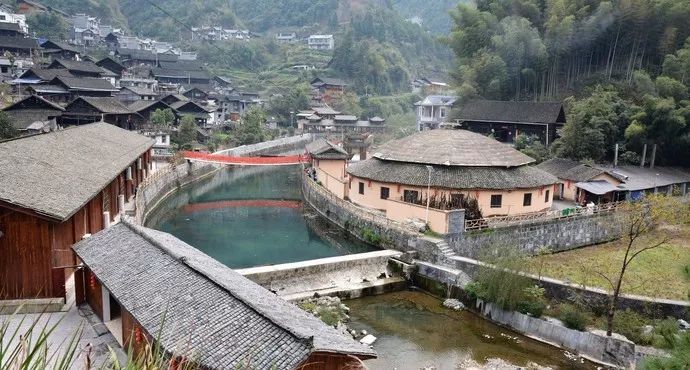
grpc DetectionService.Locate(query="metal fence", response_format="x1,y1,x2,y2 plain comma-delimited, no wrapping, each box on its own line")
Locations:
464,201,623,231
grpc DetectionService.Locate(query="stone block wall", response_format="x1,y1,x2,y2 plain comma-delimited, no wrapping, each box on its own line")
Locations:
301,173,421,251
134,162,218,225
447,212,619,258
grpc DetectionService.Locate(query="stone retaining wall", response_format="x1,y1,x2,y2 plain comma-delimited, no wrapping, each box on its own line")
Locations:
447,212,618,258
301,172,421,250
134,162,218,225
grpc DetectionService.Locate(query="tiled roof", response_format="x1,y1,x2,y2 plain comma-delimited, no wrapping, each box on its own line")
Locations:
20,68,74,82
73,221,376,369
0,123,153,220
67,96,134,114
458,100,565,124
536,158,607,182
117,48,178,62
595,165,690,192
2,94,65,112
158,60,203,70
311,77,347,87
0,36,40,50
373,129,535,167
348,158,558,190
4,110,60,130
0,22,22,33
151,68,210,80
52,76,118,92
121,85,157,96
306,139,349,159
48,58,105,74
40,40,80,54
128,100,173,113
416,95,457,106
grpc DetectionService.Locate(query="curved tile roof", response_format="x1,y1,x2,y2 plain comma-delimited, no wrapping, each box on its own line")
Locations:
348,158,558,190
373,129,535,167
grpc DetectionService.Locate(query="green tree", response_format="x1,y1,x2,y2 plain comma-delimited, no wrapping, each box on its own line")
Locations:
556,86,633,161
177,116,197,150
150,108,175,129
267,84,311,124
27,12,69,40
235,107,266,145
655,76,688,101
0,112,17,140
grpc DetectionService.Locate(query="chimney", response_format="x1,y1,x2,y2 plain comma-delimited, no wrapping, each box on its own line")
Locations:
650,144,657,169
614,143,619,167
640,144,647,167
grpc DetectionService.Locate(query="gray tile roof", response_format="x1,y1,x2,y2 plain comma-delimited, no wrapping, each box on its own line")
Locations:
373,129,535,167
4,109,60,130
151,68,210,80
306,139,349,159
0,123,153,220
121,85,157,96
73,221,376,369
67,96,134,114
19,68,74,82
595,165,690,192
348,158,558,190
52,76,118,92
458,100,565,124
311,77,347,87
536,158,607,182
48,58,105,74
0,36,40,50
416,95,457,106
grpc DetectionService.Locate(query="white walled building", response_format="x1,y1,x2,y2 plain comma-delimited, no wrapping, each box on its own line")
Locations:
308,35,334,50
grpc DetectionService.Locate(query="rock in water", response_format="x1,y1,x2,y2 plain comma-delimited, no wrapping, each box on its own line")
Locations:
443,298,465,310
360,334,377,346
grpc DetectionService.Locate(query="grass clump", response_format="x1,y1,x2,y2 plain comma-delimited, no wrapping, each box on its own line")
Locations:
558,304,589,331
361,228,382,245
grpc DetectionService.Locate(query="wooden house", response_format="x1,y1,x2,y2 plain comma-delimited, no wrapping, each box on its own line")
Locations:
0,36,40,57
0,123,153,303
73,220,376,369
96,57,126,77
1,94,64,134
170,100,211,126
116,86,158,104
47,58,107,78
49,75,119,100
61,96,142,129
310,77,346,104
455,100,567,146
40,40,81,60
0,22,25,37
128,100,179,124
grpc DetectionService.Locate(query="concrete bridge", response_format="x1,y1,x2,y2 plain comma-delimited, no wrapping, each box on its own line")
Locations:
182,151,310,166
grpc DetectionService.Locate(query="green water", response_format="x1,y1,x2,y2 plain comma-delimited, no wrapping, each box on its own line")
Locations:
348,291,598,370
146,165,377,268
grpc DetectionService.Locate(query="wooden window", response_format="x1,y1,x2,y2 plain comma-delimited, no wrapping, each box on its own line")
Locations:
102,189,110,215
404,190,419,203
523,193,532,207
490,194,502,208
545,190,550,203
358,182,364,195
451,193,464,207
380,187,390,199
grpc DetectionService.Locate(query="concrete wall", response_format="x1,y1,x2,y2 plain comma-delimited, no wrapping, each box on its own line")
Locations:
314,159,348,199
477,300,636,368
216,134,316,157
446,211,618,258
386,199,457,234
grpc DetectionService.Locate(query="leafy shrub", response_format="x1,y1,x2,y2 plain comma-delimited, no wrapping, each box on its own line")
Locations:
361,228,382,245
651,318,680,349
517,285,546,317
612,309,653,343
559,304,589,331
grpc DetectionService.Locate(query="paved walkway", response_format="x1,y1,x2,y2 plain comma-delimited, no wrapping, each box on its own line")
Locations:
0,304,126,369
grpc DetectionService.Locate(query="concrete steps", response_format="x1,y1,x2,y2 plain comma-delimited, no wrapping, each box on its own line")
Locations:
436,240,457,258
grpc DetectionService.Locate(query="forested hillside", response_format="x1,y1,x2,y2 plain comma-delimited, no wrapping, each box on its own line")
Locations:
391,0,465,34
447,0,690,166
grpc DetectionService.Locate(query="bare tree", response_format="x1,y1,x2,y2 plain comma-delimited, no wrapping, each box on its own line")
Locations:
595,195,689,336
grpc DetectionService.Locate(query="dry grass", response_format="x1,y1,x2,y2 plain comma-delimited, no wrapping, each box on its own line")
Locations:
528,228,690,301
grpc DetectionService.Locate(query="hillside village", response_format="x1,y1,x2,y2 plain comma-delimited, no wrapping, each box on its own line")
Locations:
0,0,689,369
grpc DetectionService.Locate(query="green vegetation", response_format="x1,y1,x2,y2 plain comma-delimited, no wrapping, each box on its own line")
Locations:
528,230,690,301
234,107,268,145
150,108,175,128
27,12,69,40
176,116,198,150
361,228,382,245
0,112,17,140
447,0,690,166
557,304,589,331
465,248,546,317
644,332,690,369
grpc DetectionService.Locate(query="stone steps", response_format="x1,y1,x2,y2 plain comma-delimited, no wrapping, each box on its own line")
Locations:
436,241,457,257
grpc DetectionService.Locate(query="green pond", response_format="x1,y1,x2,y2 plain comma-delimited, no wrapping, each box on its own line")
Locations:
146,165,377,268
348,291,597,370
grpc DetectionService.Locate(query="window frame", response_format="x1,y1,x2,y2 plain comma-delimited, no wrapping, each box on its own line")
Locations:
380,186,390,200
490,194,502,208
545,190,550,203
523,193,532,207
358,182,364,195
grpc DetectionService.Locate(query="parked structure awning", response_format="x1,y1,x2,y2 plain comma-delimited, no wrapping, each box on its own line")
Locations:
575,180,620,195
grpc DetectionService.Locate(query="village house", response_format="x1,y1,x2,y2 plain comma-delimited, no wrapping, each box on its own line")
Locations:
47,58,108,78
45,75,119,101
0,35,40,58
337,130,559,233
415,95,457,131
411,78,450,95
40,40,81,60
0,123,153,304
454,100,566,146
61,96,142,129
73,220,376,369
310,77,346,104
116,85,158,104
306,139,351,197
538,158,690,204
96,57,126,78
276,32,297,43
0,21,25,37
127,99,178,124
1,94,63,135
0,8,28,34
308,34,334,50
